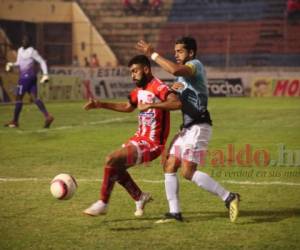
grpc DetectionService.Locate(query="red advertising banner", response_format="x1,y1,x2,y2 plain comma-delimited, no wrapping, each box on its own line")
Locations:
273,79,300,97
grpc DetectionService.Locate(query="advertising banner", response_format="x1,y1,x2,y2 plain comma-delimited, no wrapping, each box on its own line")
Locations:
50,66,133,99
38,75,82,101
251,78,300,97
273,79,300,97
208,78,245,97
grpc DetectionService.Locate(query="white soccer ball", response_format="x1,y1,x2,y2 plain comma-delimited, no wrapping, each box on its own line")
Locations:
50,173,77,200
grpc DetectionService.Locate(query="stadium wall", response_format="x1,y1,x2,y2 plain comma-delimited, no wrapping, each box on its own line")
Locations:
1,66,299,103
0,0,118,66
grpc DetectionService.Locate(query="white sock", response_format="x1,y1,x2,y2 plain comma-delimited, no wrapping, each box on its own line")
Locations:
135,194,144,210
165,173,181,213
191,171,229,201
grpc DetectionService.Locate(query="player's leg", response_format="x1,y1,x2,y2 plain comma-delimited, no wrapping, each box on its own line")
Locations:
4,80,25,127
181,123,228,199
181,124,240,222
182,160,230,200
182,160,240,222
106,145,143,202
122,139,162,216
156,133,183,223
84,144,146,216
29,78,54,128
156,155,183,223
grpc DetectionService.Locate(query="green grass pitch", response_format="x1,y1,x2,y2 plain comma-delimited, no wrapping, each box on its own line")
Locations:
0,97,299,249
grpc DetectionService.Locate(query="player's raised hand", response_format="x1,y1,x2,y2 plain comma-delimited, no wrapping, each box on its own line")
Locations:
135,40,154,57
83,98,101,110
137,102,151,112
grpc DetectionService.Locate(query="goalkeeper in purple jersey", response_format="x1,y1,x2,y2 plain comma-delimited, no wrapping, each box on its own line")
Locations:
4,35,54,128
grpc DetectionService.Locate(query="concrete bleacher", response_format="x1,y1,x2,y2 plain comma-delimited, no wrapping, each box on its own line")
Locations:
78,0,300,67
157,0,300,66
78,0,173,65
169,0,269,22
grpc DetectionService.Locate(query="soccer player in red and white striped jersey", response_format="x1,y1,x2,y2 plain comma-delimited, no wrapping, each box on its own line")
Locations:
83,55,180,217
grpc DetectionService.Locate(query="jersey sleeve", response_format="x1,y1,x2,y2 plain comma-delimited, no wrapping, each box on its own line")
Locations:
32,49,48,75
185,60,198,76
13,48,22,66
128,88,138,107
152,81,171,101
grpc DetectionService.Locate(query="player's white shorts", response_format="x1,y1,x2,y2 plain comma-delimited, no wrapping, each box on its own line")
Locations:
169,123,212,164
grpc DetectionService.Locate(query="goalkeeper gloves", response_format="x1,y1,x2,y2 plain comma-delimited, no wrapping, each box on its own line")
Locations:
40,74,49,84
5,62,14,72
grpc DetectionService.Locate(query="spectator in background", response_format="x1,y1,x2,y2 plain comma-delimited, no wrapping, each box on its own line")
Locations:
90,53,100,67
287,0,300,22
122,0,137,14
84,57,90,67
140,0,150,13
72,55,80,67
150,0,162,15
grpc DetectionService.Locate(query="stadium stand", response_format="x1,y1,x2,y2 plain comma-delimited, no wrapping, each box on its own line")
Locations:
1,0,299,67
0,20,72,65
77,0,173,65
157,0,300,66
75,0,300,67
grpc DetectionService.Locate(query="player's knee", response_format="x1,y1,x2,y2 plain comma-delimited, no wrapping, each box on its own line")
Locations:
163,156,180,173
105,154,117,167
181,168,194,180
105,153,122,168
163,162,178,173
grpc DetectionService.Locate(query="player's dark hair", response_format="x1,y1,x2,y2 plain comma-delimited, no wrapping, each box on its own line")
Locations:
128,55,151,68
175,36,197,57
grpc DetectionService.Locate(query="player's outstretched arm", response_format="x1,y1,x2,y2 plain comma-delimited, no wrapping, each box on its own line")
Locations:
135,40,193,77
83,98,135,113
83,98,100,110
138,93,181,112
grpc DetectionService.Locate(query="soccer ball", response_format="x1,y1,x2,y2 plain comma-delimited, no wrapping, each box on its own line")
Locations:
50,173,77,200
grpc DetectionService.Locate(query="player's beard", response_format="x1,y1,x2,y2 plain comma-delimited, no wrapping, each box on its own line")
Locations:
135,74,148,88
182,56,190,65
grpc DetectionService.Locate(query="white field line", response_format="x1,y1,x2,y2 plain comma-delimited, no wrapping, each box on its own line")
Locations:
0,117,129,134
0,177,299,186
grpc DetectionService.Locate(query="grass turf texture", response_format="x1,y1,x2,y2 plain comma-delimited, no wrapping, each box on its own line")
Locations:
0,97,299,249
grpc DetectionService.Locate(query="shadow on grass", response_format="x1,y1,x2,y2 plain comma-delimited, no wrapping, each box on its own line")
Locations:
109,226,153,231
183,208,300,224
87,208,300,229
102,217,161,224
238,208,300,224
